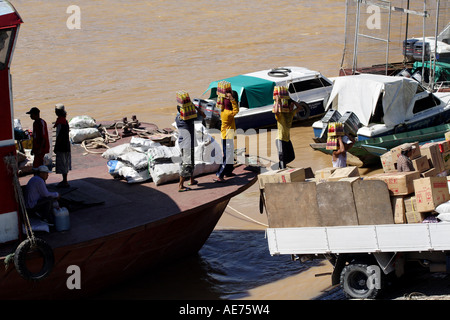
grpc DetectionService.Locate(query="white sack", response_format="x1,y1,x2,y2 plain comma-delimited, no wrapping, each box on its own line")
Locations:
69,127,101,143
102,143,132,160
69,115,97,129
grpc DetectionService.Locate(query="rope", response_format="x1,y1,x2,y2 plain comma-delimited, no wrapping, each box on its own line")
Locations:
3,155,35,244
226,205,268,227
79,121,161,154
80,124,121,154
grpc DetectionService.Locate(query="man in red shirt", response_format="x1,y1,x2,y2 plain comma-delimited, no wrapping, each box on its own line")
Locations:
26,107,50,171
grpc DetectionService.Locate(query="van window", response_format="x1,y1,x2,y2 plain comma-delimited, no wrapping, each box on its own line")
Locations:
288,77,331,93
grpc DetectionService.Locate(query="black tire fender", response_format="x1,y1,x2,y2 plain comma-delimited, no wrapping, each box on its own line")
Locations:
14,238,55,281
295,102,311,121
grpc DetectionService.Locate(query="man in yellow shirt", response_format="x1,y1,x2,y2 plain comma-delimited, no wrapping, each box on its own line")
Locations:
274,99,304,169
215,91,239,182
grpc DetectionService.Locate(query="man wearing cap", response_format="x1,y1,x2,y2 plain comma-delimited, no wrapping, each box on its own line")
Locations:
397,143,416,172
332,135,355,168
25,165,60,225
26,107,50,170
54,103,71,187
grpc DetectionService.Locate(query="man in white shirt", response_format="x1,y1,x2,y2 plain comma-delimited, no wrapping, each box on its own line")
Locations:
25,165,59,225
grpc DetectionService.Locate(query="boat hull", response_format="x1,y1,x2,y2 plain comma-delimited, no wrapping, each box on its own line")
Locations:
0,197,232,299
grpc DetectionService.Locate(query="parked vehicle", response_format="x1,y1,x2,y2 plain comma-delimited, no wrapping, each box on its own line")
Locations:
197,67,333,130
263,178,450,299
267,222,450,299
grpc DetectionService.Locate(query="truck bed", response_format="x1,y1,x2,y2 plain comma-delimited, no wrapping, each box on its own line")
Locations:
267,222,450,255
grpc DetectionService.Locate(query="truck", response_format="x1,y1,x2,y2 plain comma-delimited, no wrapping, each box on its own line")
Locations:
261,172,450,299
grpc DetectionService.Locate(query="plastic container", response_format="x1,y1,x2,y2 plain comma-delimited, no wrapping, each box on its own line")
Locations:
338,111,361,137
53,207,70,232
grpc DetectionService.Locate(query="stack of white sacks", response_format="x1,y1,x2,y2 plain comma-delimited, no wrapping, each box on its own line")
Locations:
102,122,222,185
68,115,101,143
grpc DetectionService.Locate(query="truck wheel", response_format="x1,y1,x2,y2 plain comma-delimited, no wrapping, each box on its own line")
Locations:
340,264,381,299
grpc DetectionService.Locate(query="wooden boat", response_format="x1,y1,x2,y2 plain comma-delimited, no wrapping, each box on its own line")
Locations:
310,123,450,166
0,1,258,299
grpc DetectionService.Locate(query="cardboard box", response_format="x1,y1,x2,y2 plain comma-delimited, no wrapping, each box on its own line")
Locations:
258,168,306,189
413,177,450,212
314,167,337,182
365,171,420,195
436,140,450,153
391,142,421,161
411,155,430,173
421,167,437,178
327,166,360,181
405,211,427,223
380,151,396,172
391,196,406,224
276,168,306,183
421,143,445,173
442,150,450,171
258,169,284,189
404,196,417,212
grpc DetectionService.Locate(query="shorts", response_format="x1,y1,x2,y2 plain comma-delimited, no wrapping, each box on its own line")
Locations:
55,151,72,174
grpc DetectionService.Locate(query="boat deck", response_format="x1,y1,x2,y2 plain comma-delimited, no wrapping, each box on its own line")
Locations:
9,122,258,254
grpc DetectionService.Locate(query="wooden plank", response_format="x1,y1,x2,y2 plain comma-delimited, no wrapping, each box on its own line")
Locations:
316,181,359,226
264,182,321,228
352,180,394,225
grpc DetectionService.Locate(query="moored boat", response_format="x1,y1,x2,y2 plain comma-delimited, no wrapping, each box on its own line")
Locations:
312,73,450,142
197,67,333,130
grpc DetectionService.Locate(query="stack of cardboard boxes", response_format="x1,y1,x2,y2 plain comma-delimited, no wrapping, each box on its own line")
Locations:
373,140,450,223
380,141,450,177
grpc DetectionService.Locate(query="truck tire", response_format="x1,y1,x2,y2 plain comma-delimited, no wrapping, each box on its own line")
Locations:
340,263,381,299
